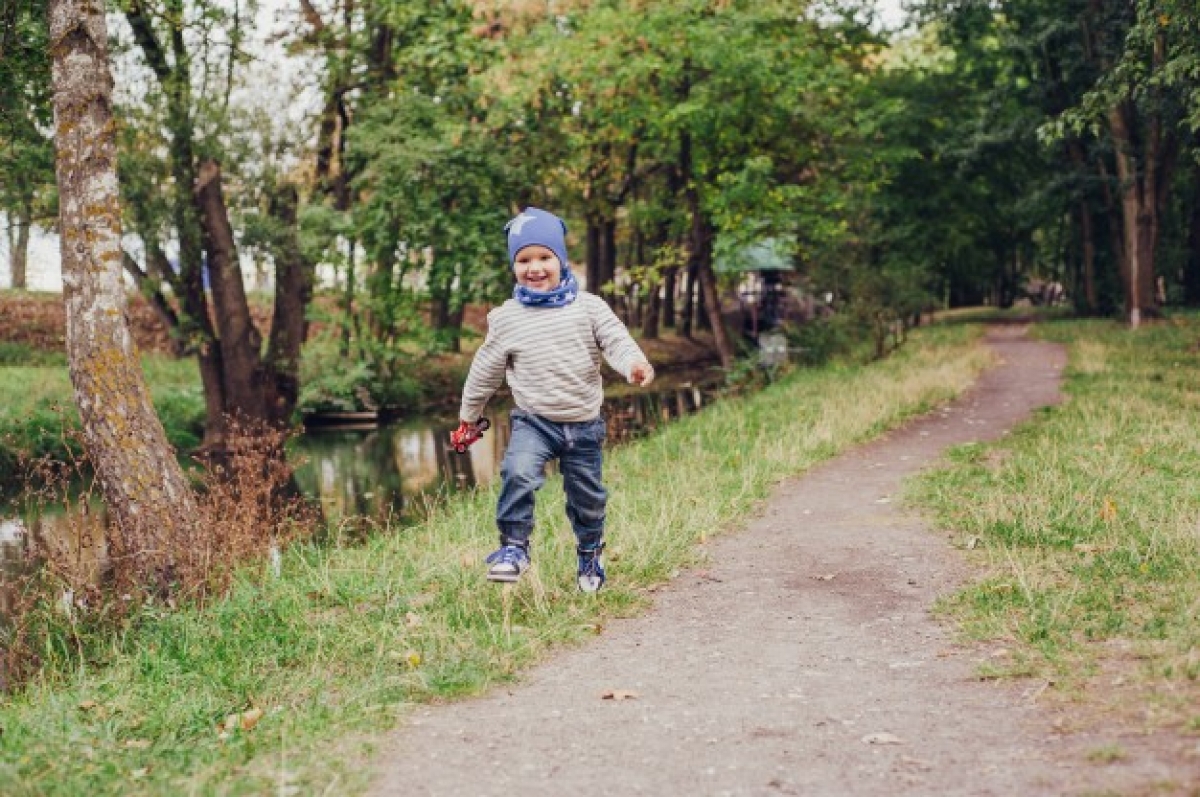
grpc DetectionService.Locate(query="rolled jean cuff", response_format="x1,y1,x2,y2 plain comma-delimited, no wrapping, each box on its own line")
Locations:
496,522,532,544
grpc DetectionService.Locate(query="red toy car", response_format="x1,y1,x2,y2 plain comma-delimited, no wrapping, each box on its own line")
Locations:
450,418,491,454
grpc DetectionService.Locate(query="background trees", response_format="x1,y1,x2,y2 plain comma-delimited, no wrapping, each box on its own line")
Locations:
21,0,1200,440
1,0,57,290
908,0,1200,322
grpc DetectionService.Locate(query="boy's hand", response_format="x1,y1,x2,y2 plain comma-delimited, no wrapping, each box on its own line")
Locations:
629,361,655,387
450,421,474,449
450,418,491,453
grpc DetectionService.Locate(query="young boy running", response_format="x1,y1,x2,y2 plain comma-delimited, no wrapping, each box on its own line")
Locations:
455,207,654,592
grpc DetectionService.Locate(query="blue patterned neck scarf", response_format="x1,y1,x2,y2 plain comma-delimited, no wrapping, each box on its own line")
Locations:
514,271,579,308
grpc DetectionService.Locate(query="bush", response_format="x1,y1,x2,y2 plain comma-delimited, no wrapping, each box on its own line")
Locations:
784,315,858,366
299,337,379,413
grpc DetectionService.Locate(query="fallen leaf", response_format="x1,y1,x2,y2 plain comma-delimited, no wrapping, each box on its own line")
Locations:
861,732,905,745
239,708,264,731
130,768,149,780
218,707,265,734
1100,497,1118,522
405,611,422,628
123,739,151,749
601,690,639,701
78,700,98,711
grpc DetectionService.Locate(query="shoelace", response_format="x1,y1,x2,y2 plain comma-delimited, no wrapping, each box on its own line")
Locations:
489,545,528,566
578,550,602,574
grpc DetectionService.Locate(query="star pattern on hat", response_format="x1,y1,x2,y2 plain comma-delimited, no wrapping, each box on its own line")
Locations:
508,213,537,236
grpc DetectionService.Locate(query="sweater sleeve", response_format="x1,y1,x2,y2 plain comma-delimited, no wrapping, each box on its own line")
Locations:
458,308,509,422
591,297,649,379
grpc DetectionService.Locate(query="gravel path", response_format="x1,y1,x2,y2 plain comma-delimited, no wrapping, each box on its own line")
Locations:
370,326,1195,796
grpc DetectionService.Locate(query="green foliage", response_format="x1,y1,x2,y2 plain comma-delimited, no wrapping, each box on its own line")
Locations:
0,0,56,264
298,331,380,414
784,315,859,366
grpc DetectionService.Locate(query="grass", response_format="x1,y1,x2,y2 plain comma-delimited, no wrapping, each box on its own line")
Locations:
910,314,1200,719
0,356,205,483
0,322,989,795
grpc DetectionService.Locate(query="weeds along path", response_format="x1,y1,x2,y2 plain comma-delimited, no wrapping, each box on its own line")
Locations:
369,326,1169,795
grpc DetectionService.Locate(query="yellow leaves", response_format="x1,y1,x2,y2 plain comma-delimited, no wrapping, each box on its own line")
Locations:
216,707,264,740
1100,496,1118,523
601,689,639,701
388,649,423,668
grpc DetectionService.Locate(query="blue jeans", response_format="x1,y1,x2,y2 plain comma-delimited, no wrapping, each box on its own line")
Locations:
496,410,607,550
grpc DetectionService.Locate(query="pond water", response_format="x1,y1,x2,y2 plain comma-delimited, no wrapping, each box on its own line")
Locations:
0,379,718,603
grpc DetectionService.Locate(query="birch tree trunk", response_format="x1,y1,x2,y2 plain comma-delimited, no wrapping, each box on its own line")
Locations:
48,0,197,587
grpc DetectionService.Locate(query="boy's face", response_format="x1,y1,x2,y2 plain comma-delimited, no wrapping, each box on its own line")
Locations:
513,244,562,291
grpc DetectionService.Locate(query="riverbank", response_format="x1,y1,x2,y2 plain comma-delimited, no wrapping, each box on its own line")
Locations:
0,322,989,795
0,289,721,492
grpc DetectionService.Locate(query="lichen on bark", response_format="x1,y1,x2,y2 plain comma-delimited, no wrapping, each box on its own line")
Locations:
49,0,199,590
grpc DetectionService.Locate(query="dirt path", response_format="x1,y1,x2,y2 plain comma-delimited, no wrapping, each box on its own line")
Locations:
369,326,1191,796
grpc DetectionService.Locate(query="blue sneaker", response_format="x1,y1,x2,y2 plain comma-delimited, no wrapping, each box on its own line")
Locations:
485,542,530,583
576,543,606,593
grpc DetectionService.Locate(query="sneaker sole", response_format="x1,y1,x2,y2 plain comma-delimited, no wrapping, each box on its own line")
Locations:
488,571,524,583
578,574,604,592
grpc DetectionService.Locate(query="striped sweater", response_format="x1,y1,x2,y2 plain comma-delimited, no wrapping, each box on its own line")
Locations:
459,292,649,423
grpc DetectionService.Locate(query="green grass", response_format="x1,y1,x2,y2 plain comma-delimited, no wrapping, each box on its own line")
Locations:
910,315,1200,702
0,356,205,479
0,323,989,795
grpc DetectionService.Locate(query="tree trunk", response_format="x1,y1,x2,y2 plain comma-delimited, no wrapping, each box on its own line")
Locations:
1107,99,1174,326
680,130,733,367
585,213,617,302
662,265,677,329
639,232,660,340
263,183,312,424
1185,165,1200,306
586,217,600,294
11,204,30,289
680,263,695,339
1067,141,1098,313
1077,201,1098,313
49,0,197,586
196,158,267,422
602,217,617,303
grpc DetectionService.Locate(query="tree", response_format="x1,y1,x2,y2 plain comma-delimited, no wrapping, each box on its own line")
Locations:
119,0,315,446
488,0,865,368
0,0,57,289
47,0,197,588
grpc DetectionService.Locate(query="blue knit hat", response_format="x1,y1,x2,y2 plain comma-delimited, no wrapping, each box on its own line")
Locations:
505,207,572,278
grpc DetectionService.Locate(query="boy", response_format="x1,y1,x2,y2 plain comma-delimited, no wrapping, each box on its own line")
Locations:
454,207,654,592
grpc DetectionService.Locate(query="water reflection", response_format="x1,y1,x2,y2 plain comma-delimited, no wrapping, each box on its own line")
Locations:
2,382,716,579
0,506,108,615
294,382,713,524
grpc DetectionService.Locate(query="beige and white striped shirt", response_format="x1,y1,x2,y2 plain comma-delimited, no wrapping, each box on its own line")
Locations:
459,292,649,423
